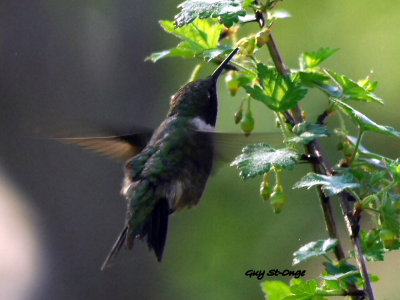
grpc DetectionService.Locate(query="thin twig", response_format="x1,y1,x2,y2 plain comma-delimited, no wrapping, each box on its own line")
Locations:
348,130,364,166
189,64,204,82
317,106,335,125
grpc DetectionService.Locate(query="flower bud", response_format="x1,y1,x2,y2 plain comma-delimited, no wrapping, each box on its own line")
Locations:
260,175,272,201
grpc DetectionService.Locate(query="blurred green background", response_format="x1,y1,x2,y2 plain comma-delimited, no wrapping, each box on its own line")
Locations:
0,1,399,299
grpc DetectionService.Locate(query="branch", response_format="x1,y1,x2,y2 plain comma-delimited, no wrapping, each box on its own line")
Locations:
255,5,375,299
264,30,347,262
269,35,375,300
339,190,376,300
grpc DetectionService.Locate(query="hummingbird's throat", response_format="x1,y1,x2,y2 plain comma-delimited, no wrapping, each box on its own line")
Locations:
191,117,215,132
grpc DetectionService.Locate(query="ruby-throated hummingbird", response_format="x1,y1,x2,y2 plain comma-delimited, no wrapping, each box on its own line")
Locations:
62,48,239,269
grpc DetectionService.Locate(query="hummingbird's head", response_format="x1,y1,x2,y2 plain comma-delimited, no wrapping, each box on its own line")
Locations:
167,77,218,126
167,48,239,127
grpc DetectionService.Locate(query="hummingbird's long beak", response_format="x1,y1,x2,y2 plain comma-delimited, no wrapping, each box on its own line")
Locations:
211,48,239,80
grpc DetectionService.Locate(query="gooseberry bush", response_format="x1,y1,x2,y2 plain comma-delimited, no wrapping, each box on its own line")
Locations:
147,1,400,299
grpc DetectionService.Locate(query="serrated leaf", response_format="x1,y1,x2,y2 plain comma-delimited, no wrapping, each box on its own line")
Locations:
290,279,318,294
323,261,358,274
297,71,343,97
298,72,330,87
320,279,340,292
268,10,292,20
300,48,339,70
322,270,360,281
323,261,360,285
380,194,400,235
245,64,308,112
293,172,360,196
201,45,234,61
146,19,225,62
370,274,380,282
326,70,383,103
261,281,291,300
243,0,254,8
175,0,246,28
238,13,257,23
360,229,386,261
257,63,270,80
265,10,292,28
289,122,330,144
285,279,328,300
358,76,378,92
146,46,196,62
231,143,299,180
389,160,400,181
162,19,222,48
293,239,337,265
313,82,343,98
332,99,400,138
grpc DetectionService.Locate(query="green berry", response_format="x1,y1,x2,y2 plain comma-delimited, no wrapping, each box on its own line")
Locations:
240,110,254,136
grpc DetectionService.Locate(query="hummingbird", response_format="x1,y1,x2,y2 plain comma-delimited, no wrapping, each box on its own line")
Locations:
62,48,240,269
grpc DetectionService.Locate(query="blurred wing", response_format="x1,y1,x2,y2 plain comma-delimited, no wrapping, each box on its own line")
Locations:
197,131,285,169
57,132,153,162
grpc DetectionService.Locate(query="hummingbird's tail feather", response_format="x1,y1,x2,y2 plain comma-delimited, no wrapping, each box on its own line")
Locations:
211,47,239,80
101,226,129,271
101,197,170,269
142,197,169,261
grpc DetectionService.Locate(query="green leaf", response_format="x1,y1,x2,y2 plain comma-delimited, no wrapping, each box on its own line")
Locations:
290,279,318,294
293,239,337,265
370,274,380,282
262,280,327,300
298,72,330,87
380,194,400,235
146,46,196,62
323,261,360,285
297,71,343,97
243,0,254,8
300,48,339,70
175,0,246,28
284,279,329,300
231,143,299,180
261,281,292,300
332,99,400,138
389,159,400,181
289,122,330,144
201,45,234,61
326,70,383,103
360,229,386,261
313,82,343,98
293,172,360,196
245,64,308,112
163,19,222,48
358,76,378,92
268,10,292,21
146,19,226,62
322,270,360,281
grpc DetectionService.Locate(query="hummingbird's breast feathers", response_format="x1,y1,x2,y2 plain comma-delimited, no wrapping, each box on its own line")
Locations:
123,115,214,211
